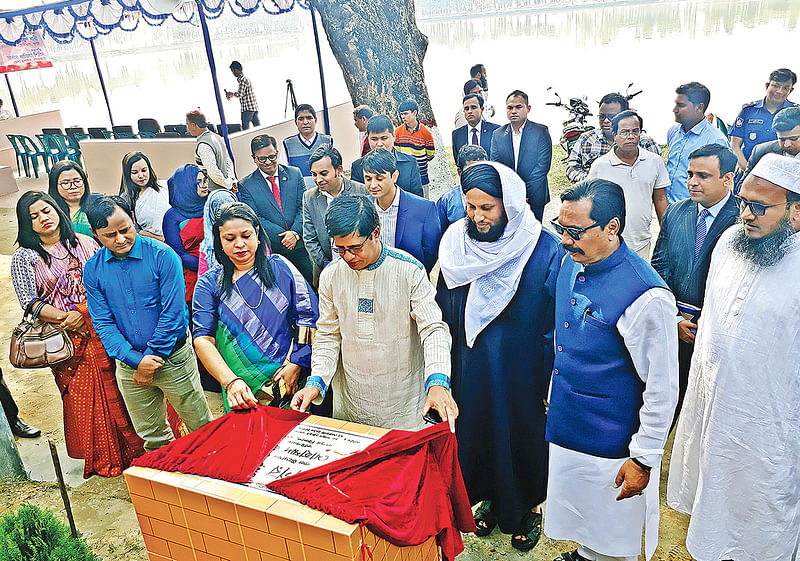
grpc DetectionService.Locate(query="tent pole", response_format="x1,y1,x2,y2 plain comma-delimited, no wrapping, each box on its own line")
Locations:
4,74,20,117
196,0,234,163
309,5,330,135
89,38,114,127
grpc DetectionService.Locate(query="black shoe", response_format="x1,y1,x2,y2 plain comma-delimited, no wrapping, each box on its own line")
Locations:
11,418,41,438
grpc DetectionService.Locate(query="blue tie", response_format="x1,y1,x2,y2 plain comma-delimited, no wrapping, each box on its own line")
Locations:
695,208,710,257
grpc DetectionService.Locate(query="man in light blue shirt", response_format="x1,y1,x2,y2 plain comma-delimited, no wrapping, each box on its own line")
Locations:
666,82,729,204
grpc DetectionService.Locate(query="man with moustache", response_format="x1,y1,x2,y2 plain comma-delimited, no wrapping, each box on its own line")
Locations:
567,92,661,184
280,104,333,189
239,134,313,283
744,106,800,177
436,144,488,231
303,143,367,286
437,161,563,552
668,153,800,561
651,144,739,425
490,90,552,220
361,149,442,272
83,196,212,451
291,194,457,431
544,179,678,561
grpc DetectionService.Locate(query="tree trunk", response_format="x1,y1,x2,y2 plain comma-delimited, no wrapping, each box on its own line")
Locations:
308,0,455,199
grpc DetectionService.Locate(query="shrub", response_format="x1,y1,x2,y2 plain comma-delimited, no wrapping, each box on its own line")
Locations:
0,504,100,561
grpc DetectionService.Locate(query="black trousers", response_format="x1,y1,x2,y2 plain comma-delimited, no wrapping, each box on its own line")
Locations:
0,368,20,425
241,111,260,130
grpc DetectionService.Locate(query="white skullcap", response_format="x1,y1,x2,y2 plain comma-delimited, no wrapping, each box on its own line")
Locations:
750,153,800,194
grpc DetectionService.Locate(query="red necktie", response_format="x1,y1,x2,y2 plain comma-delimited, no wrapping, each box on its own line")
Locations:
268,176,282,212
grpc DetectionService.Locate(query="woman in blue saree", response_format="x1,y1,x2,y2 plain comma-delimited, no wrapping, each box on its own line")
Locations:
192,202,319,412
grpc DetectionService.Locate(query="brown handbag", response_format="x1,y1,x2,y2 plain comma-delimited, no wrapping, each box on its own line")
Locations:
9,301,74,369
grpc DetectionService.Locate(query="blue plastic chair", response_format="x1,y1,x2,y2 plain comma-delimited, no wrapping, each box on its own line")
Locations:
6,135,29,176
36,134,64,166
53,134,81,163
16,135,50,178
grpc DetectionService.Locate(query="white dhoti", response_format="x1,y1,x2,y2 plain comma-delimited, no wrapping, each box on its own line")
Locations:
545,445,661,560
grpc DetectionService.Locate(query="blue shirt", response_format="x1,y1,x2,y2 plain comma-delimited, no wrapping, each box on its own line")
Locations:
435,185,466,231
730,98,797,159
666,119,729,204
84,235,188,369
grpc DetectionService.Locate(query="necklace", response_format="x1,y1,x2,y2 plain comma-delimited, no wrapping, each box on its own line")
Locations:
233,271,263,309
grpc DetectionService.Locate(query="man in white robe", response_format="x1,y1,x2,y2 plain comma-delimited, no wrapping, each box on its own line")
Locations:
291,188,458,431
668,153,800,561
544,178,679,561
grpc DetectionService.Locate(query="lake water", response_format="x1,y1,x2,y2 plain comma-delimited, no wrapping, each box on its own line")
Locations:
2,0,798,145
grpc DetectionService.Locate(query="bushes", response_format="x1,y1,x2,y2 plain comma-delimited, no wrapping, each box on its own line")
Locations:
0,504,99,561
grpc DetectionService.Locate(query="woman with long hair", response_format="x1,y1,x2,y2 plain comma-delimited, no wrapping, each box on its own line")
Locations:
47,160,94,237
163,164,209,307
11,192,144,478
119,151,170,241
192,202,319,412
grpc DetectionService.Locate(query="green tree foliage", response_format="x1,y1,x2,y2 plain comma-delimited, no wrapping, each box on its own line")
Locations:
0,504,100,561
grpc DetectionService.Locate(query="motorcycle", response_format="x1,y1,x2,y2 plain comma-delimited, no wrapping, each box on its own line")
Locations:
546,83,644,158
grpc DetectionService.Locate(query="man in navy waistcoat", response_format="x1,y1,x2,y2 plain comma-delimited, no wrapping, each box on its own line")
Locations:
543,179,679,561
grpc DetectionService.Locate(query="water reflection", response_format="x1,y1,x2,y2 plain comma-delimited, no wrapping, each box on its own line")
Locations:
1,0,797,145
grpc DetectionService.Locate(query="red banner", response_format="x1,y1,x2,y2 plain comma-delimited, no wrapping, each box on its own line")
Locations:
0,30,53,74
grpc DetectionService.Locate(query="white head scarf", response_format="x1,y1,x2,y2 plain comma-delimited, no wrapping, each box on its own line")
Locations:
439,160,542,347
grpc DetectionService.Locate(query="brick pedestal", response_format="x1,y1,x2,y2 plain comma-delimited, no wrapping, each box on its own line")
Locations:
124,415,441,561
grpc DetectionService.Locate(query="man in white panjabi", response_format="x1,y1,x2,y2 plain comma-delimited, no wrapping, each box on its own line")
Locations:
291,193,459,432
668,153,800,561
544,178,679,561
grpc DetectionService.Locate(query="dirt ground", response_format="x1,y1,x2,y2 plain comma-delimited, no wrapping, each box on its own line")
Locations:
0,150,693,561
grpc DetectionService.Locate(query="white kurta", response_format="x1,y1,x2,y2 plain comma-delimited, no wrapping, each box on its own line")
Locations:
310,247,451,431
668,227,800,561
545,287,679,560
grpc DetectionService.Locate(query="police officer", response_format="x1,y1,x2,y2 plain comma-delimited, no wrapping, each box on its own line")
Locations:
730,68,797,171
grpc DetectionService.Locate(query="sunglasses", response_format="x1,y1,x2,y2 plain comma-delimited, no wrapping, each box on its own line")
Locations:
735,196,785,217
255,154,278,163
551,219,603,241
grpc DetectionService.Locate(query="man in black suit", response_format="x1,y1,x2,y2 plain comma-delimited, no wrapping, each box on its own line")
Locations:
651,143,740,425
452,93,499,160
238,134,313,283
1,368,40,438
350,115,423,197
490,90,552,220
743,106,800,179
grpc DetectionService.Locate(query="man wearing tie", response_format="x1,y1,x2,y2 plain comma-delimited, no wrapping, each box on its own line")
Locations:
238,134,313,283
452,93,499,160
490,90,552,221
651,143,739,425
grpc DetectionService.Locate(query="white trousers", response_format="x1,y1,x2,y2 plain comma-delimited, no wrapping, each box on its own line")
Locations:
578,545,637,561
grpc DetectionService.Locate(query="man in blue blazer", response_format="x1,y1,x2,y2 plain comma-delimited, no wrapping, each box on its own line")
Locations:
452,93,499,159
350,115,424,197
490,90,552,221
361,149,441,271
238,134,313,283
651,143,740,425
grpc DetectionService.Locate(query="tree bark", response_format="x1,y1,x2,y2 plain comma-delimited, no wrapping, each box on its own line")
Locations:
308,0,455,198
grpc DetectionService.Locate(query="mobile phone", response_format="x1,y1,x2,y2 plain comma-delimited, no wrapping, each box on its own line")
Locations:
423,409,443,424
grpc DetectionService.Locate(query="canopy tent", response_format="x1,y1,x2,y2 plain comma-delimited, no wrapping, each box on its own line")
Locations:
0,0,332,159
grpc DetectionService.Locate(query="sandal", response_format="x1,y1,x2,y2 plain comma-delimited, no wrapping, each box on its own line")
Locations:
553,550,588,561
511,510,542,551
473,500,497,537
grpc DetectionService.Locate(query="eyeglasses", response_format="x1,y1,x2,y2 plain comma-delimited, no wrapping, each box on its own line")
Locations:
58,178,84,188
551,219,603,241
598,113,617,122
778,134,800,143
332,237,370,256
617,128,641,137
735,196,785,217
255,154,278,163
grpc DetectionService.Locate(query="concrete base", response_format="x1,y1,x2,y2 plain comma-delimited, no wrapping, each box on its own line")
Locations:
124,415,441,561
